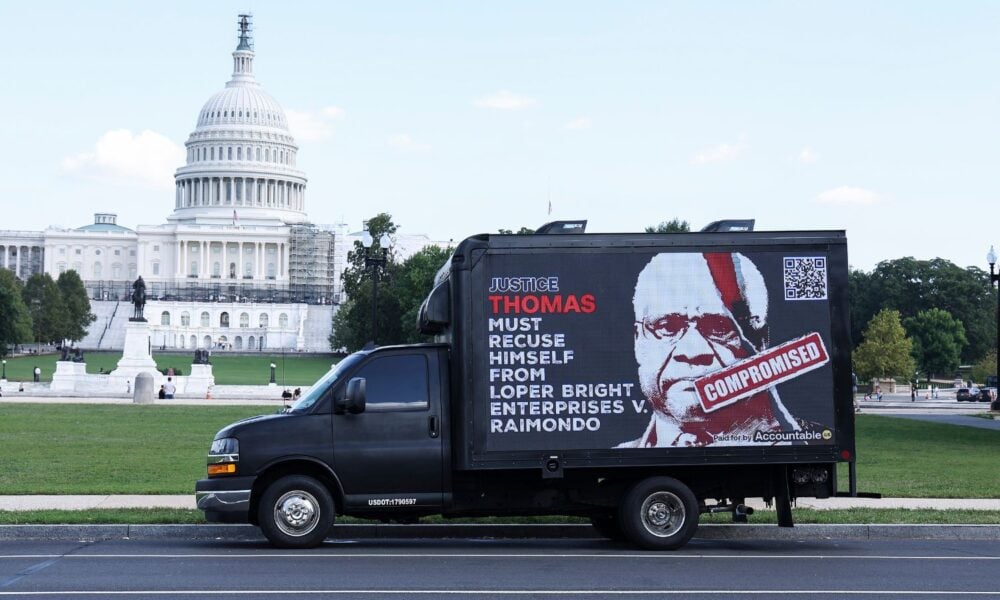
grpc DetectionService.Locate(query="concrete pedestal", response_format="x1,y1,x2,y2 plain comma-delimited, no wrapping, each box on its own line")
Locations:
185,363,215,396
110,321,161,385
51,361,88,392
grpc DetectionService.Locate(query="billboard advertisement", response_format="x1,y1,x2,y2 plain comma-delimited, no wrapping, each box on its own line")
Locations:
474,250,837,451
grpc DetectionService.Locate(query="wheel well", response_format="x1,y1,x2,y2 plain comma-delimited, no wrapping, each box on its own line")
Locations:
248,460,344,526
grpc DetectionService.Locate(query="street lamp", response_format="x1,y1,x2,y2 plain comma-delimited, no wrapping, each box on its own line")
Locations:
269,362,276,385
360,229,392,344
987,246,999,401
1,360,6,380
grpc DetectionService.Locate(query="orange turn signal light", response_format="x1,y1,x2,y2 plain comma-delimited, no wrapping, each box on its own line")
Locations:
208,463,237,476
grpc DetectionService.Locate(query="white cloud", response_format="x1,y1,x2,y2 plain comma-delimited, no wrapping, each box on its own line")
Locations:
565,116,592,130
691,134,749,165
815,186,883,206
794,146,820,164
387,133,431,152
475,90,537,110
287,105,346,142
61,129,183,188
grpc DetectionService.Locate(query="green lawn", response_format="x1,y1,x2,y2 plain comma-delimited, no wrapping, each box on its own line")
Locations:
1,352,337,386
0,408,997,498
0,405,267,494
837,415,1000,498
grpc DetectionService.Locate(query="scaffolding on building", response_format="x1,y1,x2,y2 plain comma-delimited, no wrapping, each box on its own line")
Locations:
289,225,340,304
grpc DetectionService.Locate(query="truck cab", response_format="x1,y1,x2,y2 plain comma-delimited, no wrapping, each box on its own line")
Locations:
196,344,450,547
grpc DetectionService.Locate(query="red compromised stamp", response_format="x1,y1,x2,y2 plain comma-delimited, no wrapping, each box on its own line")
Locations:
694,332,830,413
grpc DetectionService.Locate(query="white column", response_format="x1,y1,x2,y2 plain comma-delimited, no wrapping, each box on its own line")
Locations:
15,246,22,277
240,178,247,206
175,240,181,277
238,242,244,280
201,241,207,279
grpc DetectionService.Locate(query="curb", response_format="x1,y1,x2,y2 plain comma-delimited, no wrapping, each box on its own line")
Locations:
2,523,999,542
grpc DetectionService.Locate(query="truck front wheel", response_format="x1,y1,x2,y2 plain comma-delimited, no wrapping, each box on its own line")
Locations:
258,475,335,548
619,477,698,550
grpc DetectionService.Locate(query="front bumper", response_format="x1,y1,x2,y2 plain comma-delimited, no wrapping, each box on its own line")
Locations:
195,475,255,523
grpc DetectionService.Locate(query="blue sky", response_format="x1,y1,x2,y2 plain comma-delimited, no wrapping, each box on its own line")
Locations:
1,1,998,271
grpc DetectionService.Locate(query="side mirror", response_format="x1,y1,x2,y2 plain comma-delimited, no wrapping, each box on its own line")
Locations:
343,377,366,414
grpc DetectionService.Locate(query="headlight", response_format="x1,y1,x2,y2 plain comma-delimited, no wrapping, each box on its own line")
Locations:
207,437,239,476
210,437,239,454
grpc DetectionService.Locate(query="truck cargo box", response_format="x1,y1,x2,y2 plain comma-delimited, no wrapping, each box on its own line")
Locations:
432,230,854,471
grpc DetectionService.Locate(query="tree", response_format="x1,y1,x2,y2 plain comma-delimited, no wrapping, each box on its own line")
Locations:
904,308,967,382
56,270,96,343
851,257,994,363
645,219,690,233
498,227,535,235
396,245,453,344
0,269,32,356
330,214,402,351
852,309,915,382
970,350,997,384
21,274,68,346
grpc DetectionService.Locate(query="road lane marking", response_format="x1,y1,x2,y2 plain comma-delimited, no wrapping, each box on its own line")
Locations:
2,553,999,560
1,590,1000,596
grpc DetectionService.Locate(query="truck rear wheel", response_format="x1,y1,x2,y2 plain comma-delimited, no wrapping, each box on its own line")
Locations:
619,477,698,550
258,475,335,548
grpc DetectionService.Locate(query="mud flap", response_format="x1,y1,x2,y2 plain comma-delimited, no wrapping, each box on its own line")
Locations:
773,466,794,528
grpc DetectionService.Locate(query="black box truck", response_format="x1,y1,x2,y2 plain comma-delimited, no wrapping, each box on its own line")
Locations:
196,224,855,550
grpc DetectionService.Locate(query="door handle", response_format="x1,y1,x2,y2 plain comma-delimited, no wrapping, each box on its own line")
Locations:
429,415,439,438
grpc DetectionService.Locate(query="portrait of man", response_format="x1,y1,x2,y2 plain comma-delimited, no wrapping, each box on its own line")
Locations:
620,252,808,448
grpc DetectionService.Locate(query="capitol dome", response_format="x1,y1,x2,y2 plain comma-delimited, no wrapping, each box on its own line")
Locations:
170,15,308,226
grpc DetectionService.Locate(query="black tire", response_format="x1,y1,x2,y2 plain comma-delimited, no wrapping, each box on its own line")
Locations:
619,476,699,551
257,475,335,549
590,512,626,541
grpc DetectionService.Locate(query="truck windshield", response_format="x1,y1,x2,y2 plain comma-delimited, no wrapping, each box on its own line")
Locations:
287,352,365,413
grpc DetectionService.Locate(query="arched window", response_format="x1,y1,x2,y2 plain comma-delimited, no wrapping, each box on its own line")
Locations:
190,261,198,277
152,262,160,275
248,335,256,349
229,262,237,279
94,263,102,278
203,335,212,348
240,312,249,328
227,147,232,160
259,313,269,328
161,311,171,326
220,312,230,328
211,147,215,160
112,264,122,279
266,262,276,279
244,262,253,278
265,148,270,162
212,261,221,277
181,311,191,326
279,313,288,328
255,147,261,161
201,312,210,327
234,336,243,350
237,147,242,160
190,335,197,348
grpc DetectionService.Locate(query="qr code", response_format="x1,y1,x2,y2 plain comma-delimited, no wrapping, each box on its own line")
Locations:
783,257,827,301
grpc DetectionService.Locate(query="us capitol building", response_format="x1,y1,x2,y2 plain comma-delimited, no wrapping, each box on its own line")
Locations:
0,16,441,353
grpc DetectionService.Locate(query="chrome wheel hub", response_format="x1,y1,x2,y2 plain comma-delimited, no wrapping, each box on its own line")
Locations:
274,490,319,537
640,491,684,538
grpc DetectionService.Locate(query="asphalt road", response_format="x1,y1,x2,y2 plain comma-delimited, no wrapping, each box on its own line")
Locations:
1,537,998,598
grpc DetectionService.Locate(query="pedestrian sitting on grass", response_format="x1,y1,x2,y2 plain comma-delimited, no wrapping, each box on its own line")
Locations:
158,385,166,400
163,377,176,399
281,389,292,401
293,388,301,401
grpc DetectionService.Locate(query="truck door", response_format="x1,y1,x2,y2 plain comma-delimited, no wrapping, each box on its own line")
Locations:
332,351,444,510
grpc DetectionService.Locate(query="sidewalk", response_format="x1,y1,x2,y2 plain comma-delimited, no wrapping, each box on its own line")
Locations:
2,495,1000,511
